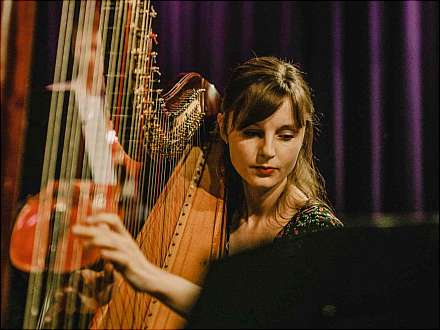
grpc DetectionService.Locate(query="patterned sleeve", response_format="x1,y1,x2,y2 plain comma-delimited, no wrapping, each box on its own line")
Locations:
277,204,343,239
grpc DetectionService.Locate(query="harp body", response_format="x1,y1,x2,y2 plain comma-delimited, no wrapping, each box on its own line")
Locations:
91,139,226,330
6,1,226,329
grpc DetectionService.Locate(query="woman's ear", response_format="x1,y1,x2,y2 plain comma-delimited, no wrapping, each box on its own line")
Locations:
217,113,228,144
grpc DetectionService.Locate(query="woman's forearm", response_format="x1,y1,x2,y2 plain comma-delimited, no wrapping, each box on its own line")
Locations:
139,262,202,319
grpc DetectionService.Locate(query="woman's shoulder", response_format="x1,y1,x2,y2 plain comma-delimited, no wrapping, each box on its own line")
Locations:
276,202,343,239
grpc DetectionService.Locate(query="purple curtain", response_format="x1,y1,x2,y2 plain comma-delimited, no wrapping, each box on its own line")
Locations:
154,1,438,215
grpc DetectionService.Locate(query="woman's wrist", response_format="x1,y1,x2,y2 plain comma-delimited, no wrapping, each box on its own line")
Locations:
133,261,201,318
129,258,162,294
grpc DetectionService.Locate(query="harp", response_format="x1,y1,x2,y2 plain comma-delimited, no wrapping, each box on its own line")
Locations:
6,1,226,329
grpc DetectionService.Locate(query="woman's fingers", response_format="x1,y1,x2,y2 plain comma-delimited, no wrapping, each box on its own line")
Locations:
100,249,129,267
46,81,75,91
72,224,124,251
77,292,101,312
78,269,96,285
84,212,126,234
103,262,114,284
71,212,151,291
72,224,106,239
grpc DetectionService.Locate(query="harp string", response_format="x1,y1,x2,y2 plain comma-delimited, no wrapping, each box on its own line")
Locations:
108,0,151,326
101,1,129,326
132,0,153,239
67,1,107,328
120,0,140,237
54,1,98,327
94,1,133,325
99,0,152,326
23,1,76,328
54,0,91,326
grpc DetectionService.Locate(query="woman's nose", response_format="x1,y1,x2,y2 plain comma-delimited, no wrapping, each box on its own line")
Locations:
259,137,276,159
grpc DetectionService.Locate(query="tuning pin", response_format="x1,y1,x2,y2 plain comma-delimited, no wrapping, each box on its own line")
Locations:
150,7,157,18
149,32,158,44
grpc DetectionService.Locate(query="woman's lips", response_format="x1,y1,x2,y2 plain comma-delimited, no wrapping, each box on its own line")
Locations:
252,166,277,176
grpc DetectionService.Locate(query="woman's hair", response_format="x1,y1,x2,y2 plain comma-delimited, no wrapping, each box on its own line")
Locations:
220,56,331,221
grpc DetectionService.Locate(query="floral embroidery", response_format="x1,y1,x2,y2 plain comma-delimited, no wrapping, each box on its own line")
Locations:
225,203,343,256
276,203,343,239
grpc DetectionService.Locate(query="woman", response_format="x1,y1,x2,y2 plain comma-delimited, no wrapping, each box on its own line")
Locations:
72,56,343,319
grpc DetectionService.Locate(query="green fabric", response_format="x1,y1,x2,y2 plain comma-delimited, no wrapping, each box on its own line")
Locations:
276,203,343,239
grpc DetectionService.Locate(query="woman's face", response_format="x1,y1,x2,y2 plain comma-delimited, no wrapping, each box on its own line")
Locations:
225,97,305,193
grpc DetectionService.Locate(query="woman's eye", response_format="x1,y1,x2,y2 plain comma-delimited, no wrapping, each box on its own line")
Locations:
242,130,262,138
278,133,296,141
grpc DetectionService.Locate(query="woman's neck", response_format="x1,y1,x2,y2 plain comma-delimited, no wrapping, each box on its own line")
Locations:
242,177,288,218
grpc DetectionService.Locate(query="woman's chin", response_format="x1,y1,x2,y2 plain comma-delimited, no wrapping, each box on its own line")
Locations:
244,176,285,192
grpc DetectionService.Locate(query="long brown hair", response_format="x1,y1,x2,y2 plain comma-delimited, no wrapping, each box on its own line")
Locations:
220,56,331,222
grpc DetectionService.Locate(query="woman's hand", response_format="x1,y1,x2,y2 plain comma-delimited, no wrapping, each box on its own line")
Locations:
72,212,203,318
72,213,151,292
73,262,114,310
41,262,114,327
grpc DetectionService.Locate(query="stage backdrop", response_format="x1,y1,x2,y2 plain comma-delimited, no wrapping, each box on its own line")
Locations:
20,1,438,216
